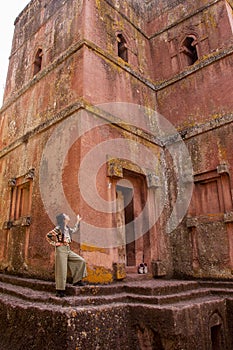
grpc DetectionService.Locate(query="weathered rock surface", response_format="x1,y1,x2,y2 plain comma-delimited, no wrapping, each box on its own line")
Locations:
0,273,233,349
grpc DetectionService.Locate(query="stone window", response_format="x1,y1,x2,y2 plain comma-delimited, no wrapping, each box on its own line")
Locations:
211,325,222,350
117,34,128,62
188,165,232,217
33,48,43,75
209,312,225,350
180,35,198,66
5,169,34,228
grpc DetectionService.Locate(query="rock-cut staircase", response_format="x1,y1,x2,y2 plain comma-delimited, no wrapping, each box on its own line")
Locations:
0,273,233,350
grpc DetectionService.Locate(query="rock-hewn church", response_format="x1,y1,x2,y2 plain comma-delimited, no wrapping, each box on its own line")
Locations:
0,0,233,349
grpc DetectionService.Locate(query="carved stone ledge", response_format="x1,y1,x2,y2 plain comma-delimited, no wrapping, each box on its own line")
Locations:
21,216,31,226
107,160,123,178
151,260,166,277
146,172,160,188
186,217,198,228
224,211,233,223
3,216,31,228
25,168,35,180
113,263,126,280
217,164,229,175
3,221,13,229
8,178,16,187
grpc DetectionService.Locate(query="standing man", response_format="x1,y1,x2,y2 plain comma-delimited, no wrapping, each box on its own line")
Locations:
46,213,87,297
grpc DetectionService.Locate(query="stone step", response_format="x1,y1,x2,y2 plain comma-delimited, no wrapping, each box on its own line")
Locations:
0,281,129,307
129,294,225,312
0,274,232,350
0,287,228,350
0,276,224,307
123,279,200,296
0,288,224,318
127,287,211,305
0,284,217,310
199,280,233,290
0,273,201,298
0,273,55,293
1,273,233,310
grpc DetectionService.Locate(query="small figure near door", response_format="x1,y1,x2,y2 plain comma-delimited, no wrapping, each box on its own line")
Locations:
138,262,148,274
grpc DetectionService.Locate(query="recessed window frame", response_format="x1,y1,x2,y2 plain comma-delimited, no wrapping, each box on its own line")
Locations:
180,35,199,67
33,48,43,76
117,33,128,62
4,169,35,228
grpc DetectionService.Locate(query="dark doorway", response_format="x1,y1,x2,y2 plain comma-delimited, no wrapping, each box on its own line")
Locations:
211,324,223,350
116,185,135,266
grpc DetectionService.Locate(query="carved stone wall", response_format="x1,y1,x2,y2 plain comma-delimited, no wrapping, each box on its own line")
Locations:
0,0,232,281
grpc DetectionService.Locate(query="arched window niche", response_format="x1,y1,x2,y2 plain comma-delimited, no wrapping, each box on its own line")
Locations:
180,35,199,67
117,33,128,62
33,48,43,76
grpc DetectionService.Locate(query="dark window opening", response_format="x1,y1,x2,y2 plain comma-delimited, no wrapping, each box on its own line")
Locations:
33,48,43,75
117,34,128,62
211,325,223,350
181,36,198,66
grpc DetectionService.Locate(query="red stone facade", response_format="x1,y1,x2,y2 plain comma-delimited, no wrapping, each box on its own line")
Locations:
0,0,233,283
